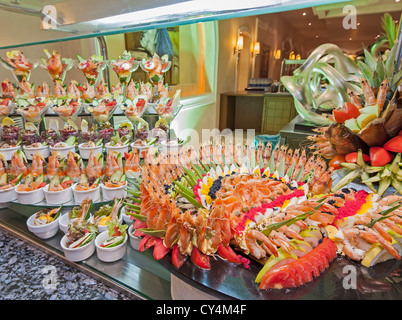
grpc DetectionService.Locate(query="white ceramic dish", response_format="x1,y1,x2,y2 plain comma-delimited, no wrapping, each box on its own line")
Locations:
121,207,133,225
105,143,129,158
49,145,75,159
97,214,123,233
131,143,150,158
95,231,127,262
100,182,127,201
23,145,50,160
128,224,141,250
26,211,60,239
72,183,101,204
0,185,18,203
43,184,73,205
15,186,45,204
0,146,20,161
78,143,103,160
160,140,183,154
60,233,96,262
58,213,71,233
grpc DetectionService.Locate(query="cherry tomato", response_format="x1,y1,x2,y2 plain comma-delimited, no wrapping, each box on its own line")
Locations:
369,147,393,167
328,154,346,170
332,102,360,123
345,152,370,163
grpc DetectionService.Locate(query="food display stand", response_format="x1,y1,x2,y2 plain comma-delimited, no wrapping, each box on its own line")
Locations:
1,0,402,301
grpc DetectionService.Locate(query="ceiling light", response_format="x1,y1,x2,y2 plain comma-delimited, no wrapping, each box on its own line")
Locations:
308,22,312,26
396,0,400,3
303,12,306,16
357,22,360,26
349,37,352,40
315,35,319,38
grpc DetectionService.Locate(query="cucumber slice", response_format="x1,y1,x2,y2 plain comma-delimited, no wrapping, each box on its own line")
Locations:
76,54,85,63
35,174,45,183
24,173,33,186
65,136,76,146
53,205,63,220
110,170,123,182
0,173,7,186
49,174,60,189
83,200,93,220
61,176,72,183
17,98,30,108
120,174,127,182
78,174,88,185
69,232,94,248
93,178,100,186
95,138,103,146
101,235,125,248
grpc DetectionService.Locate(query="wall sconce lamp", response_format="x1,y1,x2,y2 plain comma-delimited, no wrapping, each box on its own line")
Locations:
274,49,281,60
289,51,296,60
296,54,301,60
252,42,260,57
234,34,244,55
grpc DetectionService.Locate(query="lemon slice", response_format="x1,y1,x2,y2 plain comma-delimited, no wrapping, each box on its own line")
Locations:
155,118,167,128
2,117,15,127
137,118,149,131
81,119,89,133
119,122,132,130
325,225,340,241
361,243,402,268
25,122,37,131
65,119,78,131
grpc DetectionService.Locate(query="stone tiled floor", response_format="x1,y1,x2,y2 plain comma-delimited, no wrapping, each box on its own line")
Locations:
0,228,132,300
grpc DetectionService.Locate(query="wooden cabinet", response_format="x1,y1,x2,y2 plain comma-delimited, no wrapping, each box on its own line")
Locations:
219,91,296,135
261,93,297,134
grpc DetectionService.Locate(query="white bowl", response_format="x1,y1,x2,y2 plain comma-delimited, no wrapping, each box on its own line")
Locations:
58,213,71,233
0,185,18,203
95,230,127,262
100,182,127,201
15,186,45,204
121,207,133,225
0,146,20,161
105,143,129,158
43,184,73,205
23,145,50,160
60,233,96,262
131,143,150,158
78,143,103,160
72,183,100,204
97,214,124,233
160,140,183,154
26,211,60,239
49,145,75,159
128,224,141,250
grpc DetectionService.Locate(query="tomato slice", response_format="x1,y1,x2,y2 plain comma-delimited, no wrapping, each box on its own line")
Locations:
383,136,402,153
1,98,10,106
345,152,370,163
190,247,211,269
369,147,393,167
329,154,346,170
259,266,299,289
145,236,157,249
139,234,152,252
333,102,360,123
217,244,241,264
153,238,171,260
136,99,146,107
171,244,187,268
106,101,117,107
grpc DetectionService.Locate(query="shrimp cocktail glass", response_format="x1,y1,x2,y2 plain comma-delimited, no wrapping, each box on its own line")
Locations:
154,90,182,140
16,99,49,133
109,51,139,90
76,54,106,86
140,53,171,85
0,50,37,82
40,49,74,83
122,95,149,139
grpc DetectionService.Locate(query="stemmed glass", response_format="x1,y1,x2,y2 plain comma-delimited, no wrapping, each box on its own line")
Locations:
16,100,49,134
0,50,37,82
122,95,149,139
140,53,171,85
109,51,139,93
154,90,182,140
39,49,74,83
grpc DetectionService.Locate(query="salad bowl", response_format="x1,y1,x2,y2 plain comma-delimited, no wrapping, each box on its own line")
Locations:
43,184,73,205
60,233,96,262
128,224,141,250
72,182,101,203
0,184,18,202
78,142,103,160
0,145,20,161
95,230,127,262
100,182,127,202
15,185,45,204
58,212,71,234
26,207,62,239
23,144,50,160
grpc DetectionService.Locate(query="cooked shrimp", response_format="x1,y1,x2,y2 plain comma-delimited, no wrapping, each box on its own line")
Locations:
245,229,278,259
